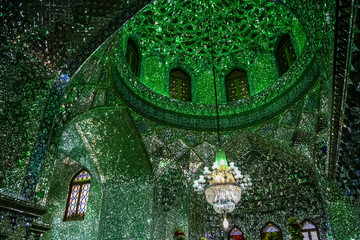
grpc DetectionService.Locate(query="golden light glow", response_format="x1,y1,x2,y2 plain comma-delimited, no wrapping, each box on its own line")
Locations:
210,167,236,185
223,217,229,230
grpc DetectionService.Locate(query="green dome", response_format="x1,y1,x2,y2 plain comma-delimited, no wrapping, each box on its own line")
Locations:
109,0,316,130
125,0,306,67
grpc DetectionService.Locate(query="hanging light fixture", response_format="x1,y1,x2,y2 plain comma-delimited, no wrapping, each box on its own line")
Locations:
191,58,253,216
223,216,229,230
193,147,252,215
192,0,252,224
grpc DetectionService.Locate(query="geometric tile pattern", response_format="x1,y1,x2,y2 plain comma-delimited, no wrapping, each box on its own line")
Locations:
64,170,91,221
78,183,91,215
74,170,91,183
67,185,80,217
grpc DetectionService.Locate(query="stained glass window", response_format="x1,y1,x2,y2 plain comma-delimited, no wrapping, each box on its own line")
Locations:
276,34,296,77
126,38,142,77
225,69,250,102
260,222,283,240
169,68,191,101
64,169,91,221
228,225,243,240
301,219,320,240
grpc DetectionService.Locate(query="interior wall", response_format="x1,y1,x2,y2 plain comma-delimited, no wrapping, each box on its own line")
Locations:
43,107,154,240
132,112,329,239
153,165,189,239
320,179,360,239
42,123,103,240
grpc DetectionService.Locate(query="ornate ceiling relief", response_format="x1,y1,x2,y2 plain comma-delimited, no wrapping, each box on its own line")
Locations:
133,113,325,238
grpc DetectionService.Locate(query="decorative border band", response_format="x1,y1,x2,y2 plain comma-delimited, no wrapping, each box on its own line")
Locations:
111,57,319,131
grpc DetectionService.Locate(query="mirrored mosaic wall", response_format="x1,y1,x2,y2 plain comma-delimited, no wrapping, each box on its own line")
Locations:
31,106,358,239
121,0,307,97
2,0,360,239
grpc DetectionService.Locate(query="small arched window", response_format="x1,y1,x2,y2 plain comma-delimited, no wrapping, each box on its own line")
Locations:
225,69,250,102
275,34,296,76
64,169,91,221
260,222,283,240
126,38,141,77
227,225,243,240
169,68,191,101
301,219,320,240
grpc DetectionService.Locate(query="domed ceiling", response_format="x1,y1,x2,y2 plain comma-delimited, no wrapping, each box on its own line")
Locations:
126,0,305,64
109,0,320,130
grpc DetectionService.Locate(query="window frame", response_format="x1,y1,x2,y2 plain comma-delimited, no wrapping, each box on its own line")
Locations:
169,67,192,102
275,34,296,77
225,68,250,102
301,219,320,240
227,225,244,240
260,221,283,240
63,169,91,222
126,38,142,78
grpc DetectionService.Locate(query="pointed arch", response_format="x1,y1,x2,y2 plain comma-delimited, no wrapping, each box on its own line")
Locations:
275,34,296,76
126,38,142,77
63,169,91,221
169,68,192,101
225,69,250,102
301,219,320,240
260,221,283,240
227,225,243,240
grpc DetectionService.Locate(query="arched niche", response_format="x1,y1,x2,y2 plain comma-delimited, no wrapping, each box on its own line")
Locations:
260,221,283,240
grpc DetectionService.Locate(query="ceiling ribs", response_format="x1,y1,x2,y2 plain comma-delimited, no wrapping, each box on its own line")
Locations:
327,0,359,178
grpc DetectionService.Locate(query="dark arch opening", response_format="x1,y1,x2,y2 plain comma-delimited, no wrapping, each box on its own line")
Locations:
275,34,296,77
126,38,142,77
227,225,243,240
260,221,283,240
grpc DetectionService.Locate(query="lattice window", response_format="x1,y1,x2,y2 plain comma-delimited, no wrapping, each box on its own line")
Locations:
169,68,191,101
302,219,320,240
126,38,141,77
228,225,243,240
260,222,283,240
64,169,91,221
276,34,296,77
225,69,250,102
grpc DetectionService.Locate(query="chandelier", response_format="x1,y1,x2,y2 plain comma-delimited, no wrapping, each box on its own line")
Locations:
191,52,253,226
191,2,252,229
192,149,252,215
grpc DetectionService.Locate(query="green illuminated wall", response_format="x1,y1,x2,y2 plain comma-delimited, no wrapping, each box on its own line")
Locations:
142,55,167,96
42,107,154,239
120,0,307,102
133,115,328,239
4,0,358,239
5,0,359,239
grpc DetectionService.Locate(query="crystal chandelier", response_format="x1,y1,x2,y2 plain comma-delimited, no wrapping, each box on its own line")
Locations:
192,149,252,214
191,2,252,226
191,54,253,217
